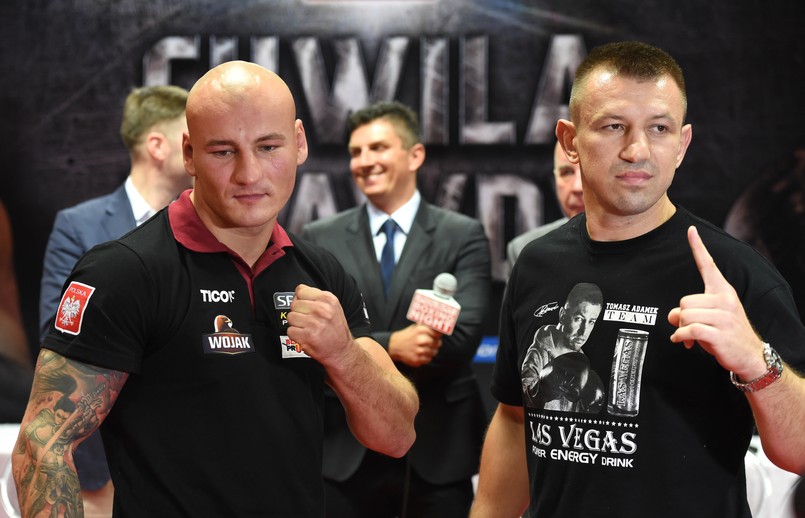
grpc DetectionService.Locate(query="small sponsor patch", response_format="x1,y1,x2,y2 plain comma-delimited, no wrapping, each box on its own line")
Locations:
273,292,295,309
202,315,254,355
55,282,96,335
199,289,236,303
202,333,254,355
280,335,309,359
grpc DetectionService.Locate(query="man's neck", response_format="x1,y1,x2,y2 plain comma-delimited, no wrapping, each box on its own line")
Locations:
585,197,676,242
189,192,274,269
369,187,417,216
129,166,185,211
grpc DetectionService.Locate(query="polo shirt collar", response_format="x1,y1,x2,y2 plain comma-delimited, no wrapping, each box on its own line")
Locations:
167,190,292,272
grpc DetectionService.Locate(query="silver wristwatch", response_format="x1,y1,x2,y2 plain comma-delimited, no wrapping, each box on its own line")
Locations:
730,342,783,393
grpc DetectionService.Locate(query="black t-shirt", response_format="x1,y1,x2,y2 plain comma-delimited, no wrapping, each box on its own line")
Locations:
495,206,805,518
44,195,371,517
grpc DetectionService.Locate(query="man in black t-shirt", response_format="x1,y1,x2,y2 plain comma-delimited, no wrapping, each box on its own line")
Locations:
471,41,805,518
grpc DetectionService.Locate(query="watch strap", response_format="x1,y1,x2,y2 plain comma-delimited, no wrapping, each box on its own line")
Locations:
730,342,783,393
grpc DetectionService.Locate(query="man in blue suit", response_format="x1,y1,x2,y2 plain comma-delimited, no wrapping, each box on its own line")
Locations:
302,101,492,518
37,84,190,514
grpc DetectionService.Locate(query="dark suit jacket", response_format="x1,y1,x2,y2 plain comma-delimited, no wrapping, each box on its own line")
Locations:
39,183,136,341
506,217,569,273
302,200,491,485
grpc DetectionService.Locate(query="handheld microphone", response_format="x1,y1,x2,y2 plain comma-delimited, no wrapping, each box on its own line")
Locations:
406,273,461,335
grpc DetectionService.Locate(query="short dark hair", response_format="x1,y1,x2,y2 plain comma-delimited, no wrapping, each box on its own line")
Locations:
569,41,687,121
119,85,188,152
565,282,603,310
348,101,421,149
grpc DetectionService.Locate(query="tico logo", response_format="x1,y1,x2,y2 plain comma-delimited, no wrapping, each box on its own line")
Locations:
200,289,235,303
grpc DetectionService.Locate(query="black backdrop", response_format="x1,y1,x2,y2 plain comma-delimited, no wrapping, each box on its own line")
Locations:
3,0,805,361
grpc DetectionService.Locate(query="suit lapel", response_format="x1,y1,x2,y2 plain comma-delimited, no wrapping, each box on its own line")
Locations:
102,185,137,240
345,209,389,326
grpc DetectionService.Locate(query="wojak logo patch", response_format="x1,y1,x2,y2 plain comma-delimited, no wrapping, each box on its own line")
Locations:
55,281,96,335
202,315,254,355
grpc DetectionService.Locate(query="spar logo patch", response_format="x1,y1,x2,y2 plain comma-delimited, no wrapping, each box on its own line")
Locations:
201,315,254,355
273,292,294,309
274,292,294,328
55,282,96,335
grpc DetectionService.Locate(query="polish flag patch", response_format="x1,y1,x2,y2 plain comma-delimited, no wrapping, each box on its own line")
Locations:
55,282,96,335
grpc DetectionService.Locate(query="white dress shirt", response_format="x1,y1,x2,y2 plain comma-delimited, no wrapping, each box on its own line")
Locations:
125,176,157,226
366,190,421,263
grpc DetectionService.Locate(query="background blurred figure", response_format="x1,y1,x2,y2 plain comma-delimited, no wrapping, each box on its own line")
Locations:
37,84,189,517
303,101,491,518
724,146,805,323
0,199,33,423
39,85,190,340
0,200,31,367
507,140,584,272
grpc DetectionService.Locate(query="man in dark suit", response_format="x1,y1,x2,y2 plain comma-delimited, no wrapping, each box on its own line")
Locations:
37,84,190,515
302,101,491,518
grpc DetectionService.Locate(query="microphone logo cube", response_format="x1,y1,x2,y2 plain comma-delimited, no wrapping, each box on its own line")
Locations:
406,289,461,335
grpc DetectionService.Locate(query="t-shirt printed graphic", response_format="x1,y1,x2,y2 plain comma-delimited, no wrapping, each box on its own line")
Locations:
521,282,606,413
521,284,661,473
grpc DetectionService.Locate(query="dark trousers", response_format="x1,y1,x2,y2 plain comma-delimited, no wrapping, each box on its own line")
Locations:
324,450,474,518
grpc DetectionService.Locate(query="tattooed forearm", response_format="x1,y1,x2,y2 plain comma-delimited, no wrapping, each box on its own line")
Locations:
12,349,128,518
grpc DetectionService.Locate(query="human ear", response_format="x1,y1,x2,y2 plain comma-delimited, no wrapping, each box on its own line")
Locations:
555,120,579,164
182,133,196,177
295,119,309,166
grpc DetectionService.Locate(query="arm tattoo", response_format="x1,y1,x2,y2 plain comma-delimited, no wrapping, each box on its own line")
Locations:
12,349,127,518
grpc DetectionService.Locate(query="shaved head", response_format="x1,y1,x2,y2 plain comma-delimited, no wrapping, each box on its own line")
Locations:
181,60,308,251
187,60,296,131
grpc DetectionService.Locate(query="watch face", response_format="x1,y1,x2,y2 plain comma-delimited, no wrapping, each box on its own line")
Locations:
765,345,783,372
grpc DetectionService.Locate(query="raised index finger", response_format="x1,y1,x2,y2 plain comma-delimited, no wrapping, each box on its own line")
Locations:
687,225,729,293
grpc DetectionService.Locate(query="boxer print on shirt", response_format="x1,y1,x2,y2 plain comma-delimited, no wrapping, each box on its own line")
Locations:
521,283,605,413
